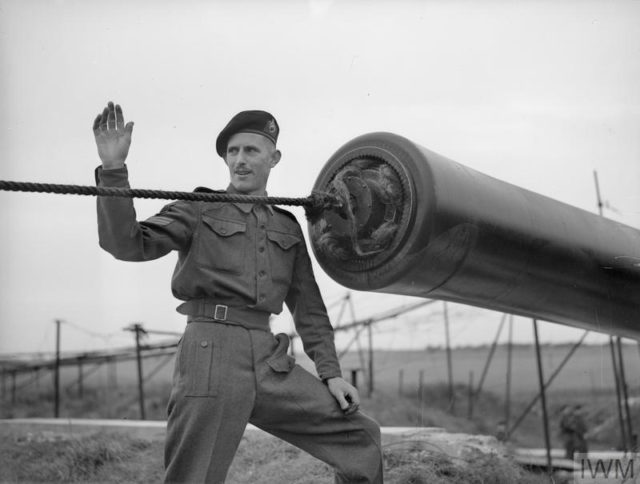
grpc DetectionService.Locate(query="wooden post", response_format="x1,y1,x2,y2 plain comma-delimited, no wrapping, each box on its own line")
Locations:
54,319,61,418
474,314,507,407
109,355,118,390
106,356,115,418
610,337,628,451
467,371,474,420
350,369,359,389
533,319,552,475
616,337,634,451
418,370,424,401
504,315,513,439
133,324,146,420
77,357,84,399
1,370,5,402
125,323,147,420
34,367,40,396
443,302,455,414
398,369,404,397
11,370,17,405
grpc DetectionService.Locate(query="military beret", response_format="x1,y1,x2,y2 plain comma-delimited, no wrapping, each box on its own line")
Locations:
216,110,279,157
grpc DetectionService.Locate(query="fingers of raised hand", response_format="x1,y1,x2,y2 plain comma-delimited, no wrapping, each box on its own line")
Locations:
115,104,125,130
92,107,108,134
92,113,102,132
93,101,130,134
99,106,109,131
107,101,117,130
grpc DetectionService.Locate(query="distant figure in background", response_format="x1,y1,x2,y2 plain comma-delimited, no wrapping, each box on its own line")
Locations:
495,420,507,442
92,101,383,483
559,404,588,459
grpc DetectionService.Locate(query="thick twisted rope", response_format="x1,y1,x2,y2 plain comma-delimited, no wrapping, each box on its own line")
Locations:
0,180,341,217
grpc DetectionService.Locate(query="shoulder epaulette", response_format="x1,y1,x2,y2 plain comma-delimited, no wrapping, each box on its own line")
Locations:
193,186,226,194
273,205,300,225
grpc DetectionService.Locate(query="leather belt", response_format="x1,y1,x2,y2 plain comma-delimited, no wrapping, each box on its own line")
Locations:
176,299,271,330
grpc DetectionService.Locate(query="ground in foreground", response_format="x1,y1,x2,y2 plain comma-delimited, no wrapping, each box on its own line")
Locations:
0,429,555,484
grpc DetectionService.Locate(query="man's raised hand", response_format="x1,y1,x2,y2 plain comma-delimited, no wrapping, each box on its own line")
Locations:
93,101,134,169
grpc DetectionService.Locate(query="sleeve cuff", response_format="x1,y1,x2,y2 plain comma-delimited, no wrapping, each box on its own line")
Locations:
319,368,343,381
95,165,129,186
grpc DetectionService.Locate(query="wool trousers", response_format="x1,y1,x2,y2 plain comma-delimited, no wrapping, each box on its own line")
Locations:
164,321,383,483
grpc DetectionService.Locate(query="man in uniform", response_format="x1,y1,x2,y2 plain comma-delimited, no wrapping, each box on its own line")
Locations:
92,101,383,483
559,404,588,459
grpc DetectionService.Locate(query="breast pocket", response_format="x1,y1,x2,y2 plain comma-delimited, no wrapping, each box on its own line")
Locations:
267,230,301,284
200,216,247,274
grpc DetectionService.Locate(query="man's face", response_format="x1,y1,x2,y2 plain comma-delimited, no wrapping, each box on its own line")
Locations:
224,132,281,195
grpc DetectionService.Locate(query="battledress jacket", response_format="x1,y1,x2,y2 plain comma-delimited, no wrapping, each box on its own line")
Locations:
95,165,342,380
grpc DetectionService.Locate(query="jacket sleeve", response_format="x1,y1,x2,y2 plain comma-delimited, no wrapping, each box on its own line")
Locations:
285,229,343,381
95,165,196,261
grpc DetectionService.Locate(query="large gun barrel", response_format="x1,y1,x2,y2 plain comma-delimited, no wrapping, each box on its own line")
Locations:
308,132,640,338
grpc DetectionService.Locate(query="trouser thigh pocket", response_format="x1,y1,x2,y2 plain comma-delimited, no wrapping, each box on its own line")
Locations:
181,333,221,397
266,333,295,373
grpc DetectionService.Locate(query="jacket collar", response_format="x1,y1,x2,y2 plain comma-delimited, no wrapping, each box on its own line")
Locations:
226,184,274,215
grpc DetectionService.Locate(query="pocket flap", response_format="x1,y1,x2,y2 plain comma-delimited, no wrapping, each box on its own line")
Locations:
267,354,296,373
267,230,301,250
266,333,296,373
203,216,246,237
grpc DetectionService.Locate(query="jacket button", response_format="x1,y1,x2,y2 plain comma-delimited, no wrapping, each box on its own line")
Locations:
259,246,265,252
200,341,209,348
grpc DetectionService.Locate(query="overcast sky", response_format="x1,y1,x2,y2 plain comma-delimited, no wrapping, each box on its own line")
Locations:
1,0,639,356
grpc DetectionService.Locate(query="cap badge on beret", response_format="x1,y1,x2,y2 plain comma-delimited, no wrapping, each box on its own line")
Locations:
265,119,277,135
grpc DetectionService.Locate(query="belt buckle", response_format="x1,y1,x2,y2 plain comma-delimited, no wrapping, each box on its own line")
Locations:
214,304,228,321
